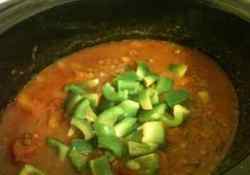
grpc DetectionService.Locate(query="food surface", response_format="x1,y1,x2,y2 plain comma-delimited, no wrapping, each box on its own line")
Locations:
0,40,238,175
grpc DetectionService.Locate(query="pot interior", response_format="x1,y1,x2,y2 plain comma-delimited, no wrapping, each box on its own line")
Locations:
0,0,250,174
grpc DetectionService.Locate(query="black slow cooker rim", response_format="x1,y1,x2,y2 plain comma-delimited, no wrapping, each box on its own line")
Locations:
0,1,249,175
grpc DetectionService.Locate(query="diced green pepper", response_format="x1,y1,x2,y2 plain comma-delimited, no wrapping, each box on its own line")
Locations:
71,99,89,119
97,98,115,113
95,122,124,157
103,83,128,102
139,88,160,110
124,130,142,142
71,118,95,140
83,78,100,89
68,148,88,172
84,106,97,123
64,93,84,115
148,88,159,105
64,83,86,94
97,135,124,157
156,77,173,94
70,139,94,155
136,62,150,80
71,99,97,122
98,106,124,126
127,153,159,175
90,156,113,175
83,93,100,108
139,104,166,122
95,122,116,137
139,89,153,110
163,104,190,127
141,121,165,145
144,74,159,87
116,71,140,81
19,164,46,175
168,64,188,77
115,118,137,137
128,141,154,156
164,89,189,107
68,139,93,172
173,104,190,117
61,62,192,173
162,114,183,128
119,100,140,118
117,80,142,95
47,138,69,161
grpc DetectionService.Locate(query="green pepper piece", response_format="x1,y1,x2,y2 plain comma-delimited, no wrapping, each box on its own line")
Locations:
164,89,189,107
69,79,99,91
97,98,116,113
84,107,98,123
114,118,137,137
136,62,150,80
103,83,128,102
90,156,113,175
124,130,142,142
64,83,86,94
95,122,124,157
119,100,140,118
83,93,100,108
71,99,89,120
68,149,88,172
139,104,167,122
156,77,173,94
95,122,116,137
126,153,159,175
83,78,100,89
163,104,190,127
71,118,95,140
47,138,69,161
68,139,93,172
70,139,94,154
139,88,159,110
148,88,159,105
116,71,140,81
128,141,155,156
64,93,84,115
139,89,153,110
174,104,189,117
168,64,188,77
144,74,159,87
117,80,142,95
98,106,124,127
97,135,124,157
71,99,97,122
95,122,123,157
162,114,183,128
141,121,165,145
19,164,46,175
96,122,125,157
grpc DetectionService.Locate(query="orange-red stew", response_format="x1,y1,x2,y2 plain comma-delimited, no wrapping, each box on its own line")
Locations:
0,40,238,175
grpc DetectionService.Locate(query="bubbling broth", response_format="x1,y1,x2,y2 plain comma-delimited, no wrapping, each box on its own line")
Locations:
0,40,238,175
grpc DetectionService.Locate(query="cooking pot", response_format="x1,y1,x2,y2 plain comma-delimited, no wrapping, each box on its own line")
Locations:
0,0,250,174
